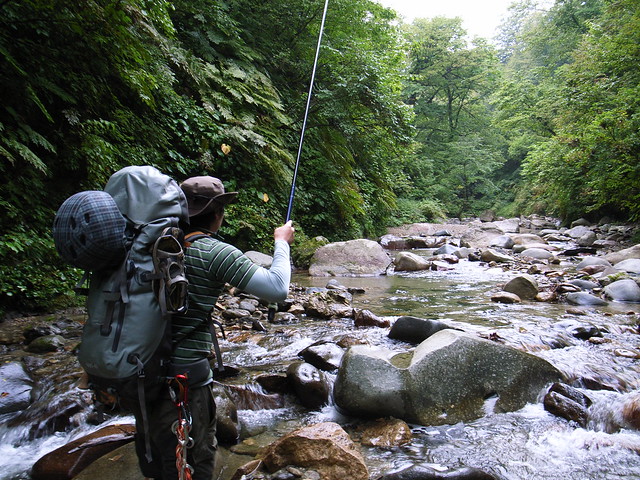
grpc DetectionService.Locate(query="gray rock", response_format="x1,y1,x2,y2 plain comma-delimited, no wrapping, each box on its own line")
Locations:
604,279,640,303
490,235,515,249
577,231,597,247
566,225,592,239
614,258,640,274
480,249,514,263
503,275,539,300
0,362,33,414
565,292,608,306
605,244,640,265
299,342,345,371
520,248,554,260
576,256,612,270
334,330,563,425
286,362,332,409
434,244,459,255
388,316,453,344
394,251,430,272
244,250,273,267
491,292,521,304
309,239,391,276
568,279,599,291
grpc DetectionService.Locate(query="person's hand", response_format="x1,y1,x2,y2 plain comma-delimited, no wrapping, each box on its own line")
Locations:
274,220,295,244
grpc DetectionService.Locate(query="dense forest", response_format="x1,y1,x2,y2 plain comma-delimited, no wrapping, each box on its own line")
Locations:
0,0,638,314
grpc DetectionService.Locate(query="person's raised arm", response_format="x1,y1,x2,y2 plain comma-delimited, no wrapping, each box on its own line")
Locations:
243,221,295,302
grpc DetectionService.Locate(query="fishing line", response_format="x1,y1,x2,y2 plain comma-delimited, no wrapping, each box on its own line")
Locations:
285,0,330,223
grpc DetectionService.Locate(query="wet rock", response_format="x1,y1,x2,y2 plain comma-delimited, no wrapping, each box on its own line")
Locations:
565,292,608,306
380,234,412,250
0,361,33,414
286,362,332,409
480,249,514,263
354,309,390,328
622,393,640,430
568,279,599,291
261,422,369,480
358,418,412,448
604,279,640,302
511,233,545,245
26,335,65,353
299,342,345,371
394,252,431,271
376,464,497,480
543,391,588,427
256,374,291,394
270,312,299,325
388,316,453,344
491,292,521,304
309,239,391,276
223,383,284,410
334,329,563,426
30,423,135,480
69,442,139,480
304,292,353,319
503,275,539,300
211,382,240,445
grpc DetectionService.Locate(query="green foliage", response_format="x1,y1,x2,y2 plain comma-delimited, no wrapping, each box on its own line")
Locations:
388,198,447,226
290,232,329,270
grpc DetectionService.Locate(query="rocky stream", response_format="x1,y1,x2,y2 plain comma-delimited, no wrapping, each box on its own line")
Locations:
2,215,640,480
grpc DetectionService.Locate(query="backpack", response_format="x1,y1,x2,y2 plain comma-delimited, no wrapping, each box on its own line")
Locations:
53,165,189,461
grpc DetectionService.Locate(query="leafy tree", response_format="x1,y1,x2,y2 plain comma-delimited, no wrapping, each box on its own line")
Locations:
403,17,503,217
522,0,640,220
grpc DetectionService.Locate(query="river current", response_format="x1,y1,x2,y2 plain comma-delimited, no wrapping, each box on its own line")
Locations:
2,253,640,479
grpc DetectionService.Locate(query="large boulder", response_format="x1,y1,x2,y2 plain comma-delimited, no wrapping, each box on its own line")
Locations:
31,424,136,480
604,279,640,303
261,422,369,480
605,244,640,265
334,329,563,426
503,275,539,300
309,239,391,276
394,251,431,272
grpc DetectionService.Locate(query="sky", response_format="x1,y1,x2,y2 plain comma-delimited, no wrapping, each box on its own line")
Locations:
375,0,518,40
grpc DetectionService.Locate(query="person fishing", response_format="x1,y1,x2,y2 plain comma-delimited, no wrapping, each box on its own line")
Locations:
135,175,295,480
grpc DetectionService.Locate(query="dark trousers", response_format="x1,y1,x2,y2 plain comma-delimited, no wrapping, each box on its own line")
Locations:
132,382,217,480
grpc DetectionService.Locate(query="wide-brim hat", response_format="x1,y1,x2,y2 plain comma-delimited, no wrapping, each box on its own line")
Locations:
180,176,238,217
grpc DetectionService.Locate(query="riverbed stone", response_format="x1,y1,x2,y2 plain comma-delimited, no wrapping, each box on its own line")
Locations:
604,279,640,303
614,258,640,274
520,248,555,260
565,292,608,306
491,292,522,304
480,249,514,263
286,361,332,409
261,422,369,480
353,309,390,328
0,361,33,414
490,235,515,249
30,423,135,480
394,251,431,271
358,418,412,448
299,342,345,371
388,316,453,344
309,239,391,276
334,329,563,426
503,275,539,300
605,244,640,265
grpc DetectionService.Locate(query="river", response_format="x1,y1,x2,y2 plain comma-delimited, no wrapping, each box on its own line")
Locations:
2,252,640,479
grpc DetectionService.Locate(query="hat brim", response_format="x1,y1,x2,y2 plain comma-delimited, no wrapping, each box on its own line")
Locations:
187,192,238,217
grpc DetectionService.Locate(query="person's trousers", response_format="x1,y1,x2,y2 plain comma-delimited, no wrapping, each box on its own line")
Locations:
131,382,217,480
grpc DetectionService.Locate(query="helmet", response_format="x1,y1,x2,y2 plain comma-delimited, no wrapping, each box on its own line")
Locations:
52,191,126,270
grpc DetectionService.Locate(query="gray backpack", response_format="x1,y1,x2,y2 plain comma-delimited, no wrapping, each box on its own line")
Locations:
53,165,189,460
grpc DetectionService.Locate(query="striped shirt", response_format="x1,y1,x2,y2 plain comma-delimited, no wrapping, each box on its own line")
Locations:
172,234,259,364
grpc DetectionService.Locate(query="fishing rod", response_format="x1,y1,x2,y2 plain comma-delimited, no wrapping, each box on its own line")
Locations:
285,0,330,223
